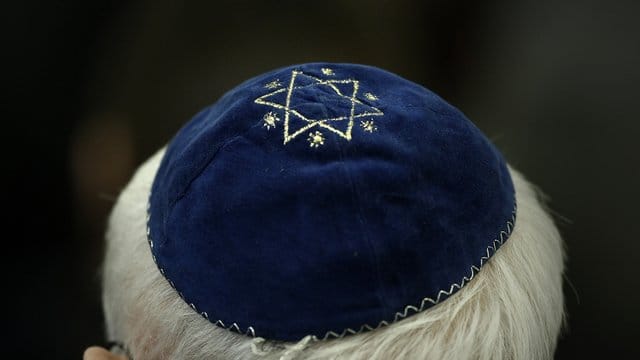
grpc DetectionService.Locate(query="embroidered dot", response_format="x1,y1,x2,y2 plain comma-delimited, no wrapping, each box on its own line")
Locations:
264,79,281,89
364,92,378,101
262,111,280,130
360,120,378,133
321,67,334,76
308,131,325,148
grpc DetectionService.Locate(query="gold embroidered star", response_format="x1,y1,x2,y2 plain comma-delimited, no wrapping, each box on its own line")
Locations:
254,70,384,145
262,111,280,130
364,92,378,101
321,68,334,76
360,120,377,132
308,131,325,148
264,79,282,89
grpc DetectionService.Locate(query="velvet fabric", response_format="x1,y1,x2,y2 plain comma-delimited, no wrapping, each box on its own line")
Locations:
147,63,516,341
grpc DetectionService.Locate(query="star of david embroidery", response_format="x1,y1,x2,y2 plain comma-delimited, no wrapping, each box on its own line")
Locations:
254,69,383,146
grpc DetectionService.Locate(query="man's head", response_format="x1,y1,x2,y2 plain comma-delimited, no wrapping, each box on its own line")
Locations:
100,64,565,359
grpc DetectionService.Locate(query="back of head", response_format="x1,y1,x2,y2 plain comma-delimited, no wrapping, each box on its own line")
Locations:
102,63,564,360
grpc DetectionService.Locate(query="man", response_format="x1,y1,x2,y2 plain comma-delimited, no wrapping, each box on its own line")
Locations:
88,64,564,359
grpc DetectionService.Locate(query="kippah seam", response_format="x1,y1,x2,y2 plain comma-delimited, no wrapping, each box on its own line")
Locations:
166,124,263,212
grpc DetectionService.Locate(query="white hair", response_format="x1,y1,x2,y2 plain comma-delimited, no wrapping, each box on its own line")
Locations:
102,148,565,360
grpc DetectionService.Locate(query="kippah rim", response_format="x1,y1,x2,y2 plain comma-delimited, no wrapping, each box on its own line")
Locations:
145,192,516,341
320,201,516,339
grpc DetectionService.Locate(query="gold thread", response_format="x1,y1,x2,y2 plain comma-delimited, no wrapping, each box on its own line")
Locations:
360,120,377,132
346,79,359,140
262,111,280,130
283,71,299,144
254,70,384,146
364,92,378,101
264,79,282,89
321,67,334,75
307,131,325,148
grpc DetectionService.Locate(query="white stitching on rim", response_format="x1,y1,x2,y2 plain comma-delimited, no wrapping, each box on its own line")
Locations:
145,191,256,338
321,204,517,340
146,191,516,341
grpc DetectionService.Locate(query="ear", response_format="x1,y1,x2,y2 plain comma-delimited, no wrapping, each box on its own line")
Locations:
83,346,128,360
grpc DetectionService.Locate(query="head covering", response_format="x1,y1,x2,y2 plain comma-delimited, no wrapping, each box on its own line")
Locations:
147,63,516,341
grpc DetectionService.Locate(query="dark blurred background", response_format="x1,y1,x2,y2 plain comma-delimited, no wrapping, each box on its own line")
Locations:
4,0,639,358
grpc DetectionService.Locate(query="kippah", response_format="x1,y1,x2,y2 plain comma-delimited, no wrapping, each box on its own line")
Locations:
147,63,516,341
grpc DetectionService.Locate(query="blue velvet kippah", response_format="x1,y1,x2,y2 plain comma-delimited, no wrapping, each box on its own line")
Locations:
147,63,516,342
